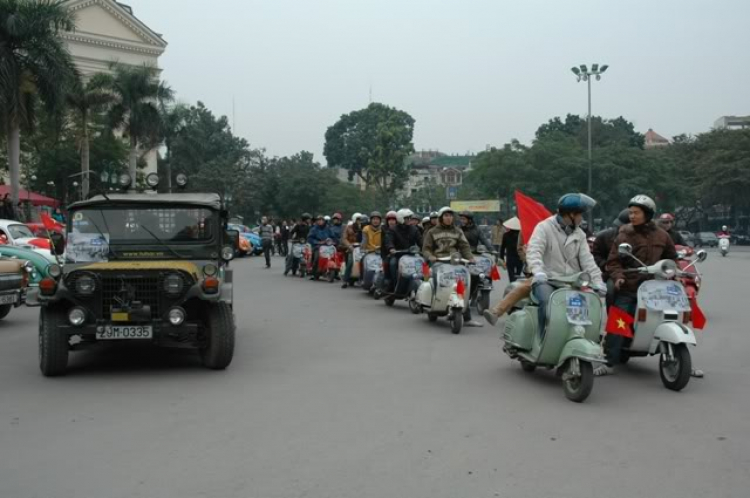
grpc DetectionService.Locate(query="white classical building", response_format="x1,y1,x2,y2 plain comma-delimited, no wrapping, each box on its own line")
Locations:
61,0,168,175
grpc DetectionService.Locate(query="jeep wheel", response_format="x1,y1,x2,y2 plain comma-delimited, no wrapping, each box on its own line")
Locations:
0,304,11,320
200,302,235,370
39,306,69,377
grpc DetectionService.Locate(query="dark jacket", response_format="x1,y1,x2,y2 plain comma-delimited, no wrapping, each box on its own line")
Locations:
385,224,422,253
593,227,619,274
308,224,332,246
341,223,361,250
328,223,343,245
290,223,310,243
422,224,473,261
666,228,687,246
462,223,492,252
606,222,677,294
500,229,520,261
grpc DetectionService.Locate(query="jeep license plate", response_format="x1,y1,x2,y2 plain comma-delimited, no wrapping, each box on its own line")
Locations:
97,325,153,340
0,294,18,305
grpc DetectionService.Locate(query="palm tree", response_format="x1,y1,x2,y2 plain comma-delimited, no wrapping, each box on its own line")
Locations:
91,63,173,189
158,100,187,192
67,75,114,198
0,0,76,206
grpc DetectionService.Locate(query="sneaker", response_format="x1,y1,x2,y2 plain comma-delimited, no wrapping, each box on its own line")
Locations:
483,310,498,326
465,320,484,327
341,283,348,289
691,368,704,378
594,365,615,376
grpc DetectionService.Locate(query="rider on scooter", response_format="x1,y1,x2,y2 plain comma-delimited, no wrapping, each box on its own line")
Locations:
422,206,481,326
598,195,678,376
717,225,730,238
341,213,364,288
656,213,687,246
459,211,493,252
526,193,605,339
362,211,383,252
284,212,312,276
308,214,332,280
383,209,422,292
592,208,630,308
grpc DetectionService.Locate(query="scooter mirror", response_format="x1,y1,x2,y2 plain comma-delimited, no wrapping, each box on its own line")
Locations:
618,243,633,256
697,250,708,262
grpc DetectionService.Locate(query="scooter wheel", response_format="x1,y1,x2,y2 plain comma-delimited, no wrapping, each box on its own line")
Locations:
562,359,594,403
427,313,438,322
451,313,463,334
660,343,691,391
476,291,491,315
385,296,396,307
408,298,420,314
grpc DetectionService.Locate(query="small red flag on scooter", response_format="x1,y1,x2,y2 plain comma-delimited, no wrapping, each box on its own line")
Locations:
422,261,430,281
455,277,466,297
490,265,501,281
605,306,634,338
690,298,707,330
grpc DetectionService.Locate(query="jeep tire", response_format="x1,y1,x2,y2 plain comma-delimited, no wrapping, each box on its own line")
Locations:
200,302,235,370
0,304,11,320
39,306,69,377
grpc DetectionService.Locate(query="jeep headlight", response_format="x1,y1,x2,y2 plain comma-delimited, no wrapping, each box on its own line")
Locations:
75,275,96,295
163,273,184,296
221,245,234,261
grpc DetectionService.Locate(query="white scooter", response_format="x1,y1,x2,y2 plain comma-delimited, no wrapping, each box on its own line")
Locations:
410,253,471,334
615,243,707,391
718,235,730,257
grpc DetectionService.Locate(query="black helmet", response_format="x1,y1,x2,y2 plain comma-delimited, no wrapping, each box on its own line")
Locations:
459,210,474,221
370,211,382,220
613,208,630,227
301,212,312,221
360,215,370,226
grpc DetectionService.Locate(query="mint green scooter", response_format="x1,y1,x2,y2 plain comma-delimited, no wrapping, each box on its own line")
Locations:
502,272,604,402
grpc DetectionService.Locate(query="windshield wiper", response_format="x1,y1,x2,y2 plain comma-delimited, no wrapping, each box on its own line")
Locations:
137,224,188,260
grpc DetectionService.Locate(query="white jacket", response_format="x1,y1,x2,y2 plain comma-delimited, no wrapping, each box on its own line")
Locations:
526,215,603,287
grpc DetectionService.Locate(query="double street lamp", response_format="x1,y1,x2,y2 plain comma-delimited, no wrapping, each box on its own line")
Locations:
571,63,609,227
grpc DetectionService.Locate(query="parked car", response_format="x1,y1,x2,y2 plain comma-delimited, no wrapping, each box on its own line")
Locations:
694,232,719,247
678,230,694,246
0,219,55,256
731,233,750,246
0,257,33,319
0,245,56,288
228,224,262,255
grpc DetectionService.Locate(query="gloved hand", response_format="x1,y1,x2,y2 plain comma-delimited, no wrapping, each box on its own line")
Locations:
533,272,547,284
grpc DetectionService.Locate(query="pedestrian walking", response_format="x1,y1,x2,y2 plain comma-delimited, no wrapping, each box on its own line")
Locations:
259,216,274,268
500,217,523,282
279,219,290,256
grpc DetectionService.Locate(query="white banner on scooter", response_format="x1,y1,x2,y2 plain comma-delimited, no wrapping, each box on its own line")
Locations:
638,280,691,312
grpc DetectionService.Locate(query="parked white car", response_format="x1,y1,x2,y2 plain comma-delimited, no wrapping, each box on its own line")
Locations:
0,219,54,257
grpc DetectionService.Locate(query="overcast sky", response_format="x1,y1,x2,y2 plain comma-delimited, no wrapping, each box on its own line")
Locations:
132,0,749,163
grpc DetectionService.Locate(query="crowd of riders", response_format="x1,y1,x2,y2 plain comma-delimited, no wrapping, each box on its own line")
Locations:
276,190,707,379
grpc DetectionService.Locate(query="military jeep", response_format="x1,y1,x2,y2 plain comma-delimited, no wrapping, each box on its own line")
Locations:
37,185,237,376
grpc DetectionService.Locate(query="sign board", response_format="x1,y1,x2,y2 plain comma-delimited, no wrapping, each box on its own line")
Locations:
450,200,501,212
446,186,459,200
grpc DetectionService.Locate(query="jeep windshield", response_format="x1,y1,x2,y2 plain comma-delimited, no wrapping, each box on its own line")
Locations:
66,206,216,263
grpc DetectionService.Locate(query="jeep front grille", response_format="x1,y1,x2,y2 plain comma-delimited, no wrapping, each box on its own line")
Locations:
100,272,162,320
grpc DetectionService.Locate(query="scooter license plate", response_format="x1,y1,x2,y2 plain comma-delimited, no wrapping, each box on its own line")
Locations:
566,292,592,325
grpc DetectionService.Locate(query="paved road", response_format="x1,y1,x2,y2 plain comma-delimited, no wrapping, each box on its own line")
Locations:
1,248,749,498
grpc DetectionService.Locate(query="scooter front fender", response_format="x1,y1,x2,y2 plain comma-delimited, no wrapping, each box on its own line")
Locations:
556,337,605,368
650,322,696,353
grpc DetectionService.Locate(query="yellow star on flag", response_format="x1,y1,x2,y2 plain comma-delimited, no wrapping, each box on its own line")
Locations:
616,318,627,330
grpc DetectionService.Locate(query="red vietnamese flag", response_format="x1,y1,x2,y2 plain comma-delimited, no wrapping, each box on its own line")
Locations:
41,212,59,231
422,261,430,281
515,191,553,245
490,264,501,281
690,298,707,330
605,306,635,338
455,277,466,297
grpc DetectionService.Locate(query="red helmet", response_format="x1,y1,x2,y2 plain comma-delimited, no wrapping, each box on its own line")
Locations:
658,213,675,221
385,210,397,220
332,212,343,220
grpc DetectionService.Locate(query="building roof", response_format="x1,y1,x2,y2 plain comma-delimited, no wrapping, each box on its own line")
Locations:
644,128,670,146
70,193,222,210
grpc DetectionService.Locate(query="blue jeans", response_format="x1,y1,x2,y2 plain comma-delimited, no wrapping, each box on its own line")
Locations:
532,282,555,338
604,293,637,366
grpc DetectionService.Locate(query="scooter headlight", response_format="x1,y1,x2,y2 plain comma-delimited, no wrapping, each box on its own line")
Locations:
658,260,678,280
576,272,591,289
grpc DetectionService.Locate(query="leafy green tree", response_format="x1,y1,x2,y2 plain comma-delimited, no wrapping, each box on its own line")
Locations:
536,114,645,149
157,100,188,192
324,102,415,203
91,63,173,189
0,0,76,204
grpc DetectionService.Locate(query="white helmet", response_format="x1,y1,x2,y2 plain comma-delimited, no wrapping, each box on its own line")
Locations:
722,225,728,231
437,206,454,217
422,216,430,223
396,208,414,224
351,212,363,223
628,195,656,219
324,215,331,222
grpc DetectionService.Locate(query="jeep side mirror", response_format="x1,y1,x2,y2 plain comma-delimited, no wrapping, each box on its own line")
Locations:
618,243,633,256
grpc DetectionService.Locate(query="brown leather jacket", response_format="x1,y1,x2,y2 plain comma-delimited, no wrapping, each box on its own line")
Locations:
606,222,677,294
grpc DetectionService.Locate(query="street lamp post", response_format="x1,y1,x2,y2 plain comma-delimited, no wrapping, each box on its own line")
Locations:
571,63,608,227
